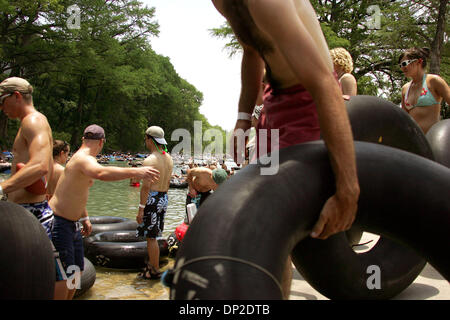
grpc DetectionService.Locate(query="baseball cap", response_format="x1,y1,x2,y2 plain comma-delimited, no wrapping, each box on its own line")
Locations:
212,168,228,185
0,77,33,95
146,126,167,145
83,124,105,140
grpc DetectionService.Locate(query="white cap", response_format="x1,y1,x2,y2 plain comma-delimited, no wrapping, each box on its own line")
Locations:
145,126,167,145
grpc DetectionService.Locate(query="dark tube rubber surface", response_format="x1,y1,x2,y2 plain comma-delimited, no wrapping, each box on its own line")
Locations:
170,142,449,299
0,202,55,299
426,119,450,168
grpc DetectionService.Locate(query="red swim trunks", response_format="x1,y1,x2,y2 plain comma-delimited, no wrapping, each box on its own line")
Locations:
255,83,320,157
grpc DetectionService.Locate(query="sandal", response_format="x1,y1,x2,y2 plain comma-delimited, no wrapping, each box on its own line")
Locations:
139,265,162,280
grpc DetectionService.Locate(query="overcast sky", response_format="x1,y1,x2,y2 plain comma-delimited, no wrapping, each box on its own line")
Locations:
141,0,242,131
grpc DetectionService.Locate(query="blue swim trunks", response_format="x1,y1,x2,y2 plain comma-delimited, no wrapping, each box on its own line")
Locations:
136,191,168,239
20,201,67,281
52,215,85,274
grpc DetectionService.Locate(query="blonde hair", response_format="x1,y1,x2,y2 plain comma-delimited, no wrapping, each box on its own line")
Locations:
330,48,354,74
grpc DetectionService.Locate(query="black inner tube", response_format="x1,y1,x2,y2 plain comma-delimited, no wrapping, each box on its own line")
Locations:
84,230,169,269
170,142,449,300
289,95,433,299
0,202,55,299
93,230,146,243
426,119,450,168
89,216,129,224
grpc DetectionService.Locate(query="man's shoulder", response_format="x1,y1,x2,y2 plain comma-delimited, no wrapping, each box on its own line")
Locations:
67,151,96,169
340,73,356,81
20,111,51,133
143,153,158,165
22,110,49,124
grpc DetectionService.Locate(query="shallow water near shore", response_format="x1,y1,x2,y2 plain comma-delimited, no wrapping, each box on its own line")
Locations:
78,170,185,300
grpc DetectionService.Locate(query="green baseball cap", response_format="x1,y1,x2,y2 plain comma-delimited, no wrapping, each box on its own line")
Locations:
212,168,228,185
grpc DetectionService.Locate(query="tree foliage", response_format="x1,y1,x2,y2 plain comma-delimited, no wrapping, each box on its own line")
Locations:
210,0,449,117
0,0,223,152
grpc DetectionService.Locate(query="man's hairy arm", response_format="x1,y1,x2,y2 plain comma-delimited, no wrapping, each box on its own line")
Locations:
249,0,360,239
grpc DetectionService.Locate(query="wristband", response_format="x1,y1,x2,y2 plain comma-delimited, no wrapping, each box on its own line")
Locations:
138,204,146,209
79,217,89,222
237,112,252,121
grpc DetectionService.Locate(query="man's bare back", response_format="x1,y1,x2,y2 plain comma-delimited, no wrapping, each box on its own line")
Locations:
143,152,173,192
187,167,216,193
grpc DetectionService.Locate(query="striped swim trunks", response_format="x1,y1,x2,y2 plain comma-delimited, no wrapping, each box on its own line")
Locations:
20,200,67,281
20,200,54,239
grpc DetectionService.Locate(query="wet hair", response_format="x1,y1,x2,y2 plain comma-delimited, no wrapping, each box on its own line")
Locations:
330,48,354,74
53,140,69,157
398,47,431,68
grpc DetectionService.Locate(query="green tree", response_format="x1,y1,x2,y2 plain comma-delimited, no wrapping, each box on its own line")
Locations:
1,0,226,153
209,1,449,117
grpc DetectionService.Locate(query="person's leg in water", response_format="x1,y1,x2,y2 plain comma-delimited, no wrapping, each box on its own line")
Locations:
147,238,161,276
137,192,168,279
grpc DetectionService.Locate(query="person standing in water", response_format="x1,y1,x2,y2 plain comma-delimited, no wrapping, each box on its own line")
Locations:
212,0,360,299
49,124,160,299
136,126,173,279
400,47,450,134
0,77,70,299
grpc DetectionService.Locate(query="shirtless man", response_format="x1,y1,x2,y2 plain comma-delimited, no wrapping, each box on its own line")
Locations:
49,124,160,299
0,77,54,231
136,126,173,279
212,0,360,298
185,166,228,209
0,77,68,299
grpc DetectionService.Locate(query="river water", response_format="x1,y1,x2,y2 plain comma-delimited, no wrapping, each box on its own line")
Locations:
80,172,186,300
1,162,187,300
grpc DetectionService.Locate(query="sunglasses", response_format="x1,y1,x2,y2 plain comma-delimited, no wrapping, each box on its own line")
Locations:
0,93,12,105
399,59,417,68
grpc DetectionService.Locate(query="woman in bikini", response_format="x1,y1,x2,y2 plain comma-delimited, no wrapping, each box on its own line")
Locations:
400,47,450,134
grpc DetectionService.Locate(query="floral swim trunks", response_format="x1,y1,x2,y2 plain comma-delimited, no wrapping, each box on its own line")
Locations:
20,200,54,239
136,191,168,239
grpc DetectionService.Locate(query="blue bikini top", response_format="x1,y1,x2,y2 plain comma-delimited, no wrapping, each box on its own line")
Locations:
405,74,438,110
